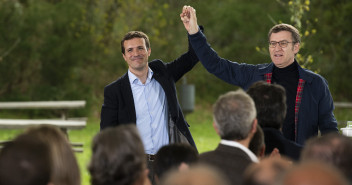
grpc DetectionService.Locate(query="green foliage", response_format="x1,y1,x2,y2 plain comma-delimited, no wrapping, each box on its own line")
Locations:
0,0,170,111
281,0,317,71
0,0,351,112
174,0,287,102
0,1,351,183
0,0,92,103
306,0,352,100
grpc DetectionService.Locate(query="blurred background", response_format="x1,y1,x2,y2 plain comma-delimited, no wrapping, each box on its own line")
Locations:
1,1,351,183
0,0,351,117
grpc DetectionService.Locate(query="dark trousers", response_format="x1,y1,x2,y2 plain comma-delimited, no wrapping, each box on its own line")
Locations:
147,158,156,185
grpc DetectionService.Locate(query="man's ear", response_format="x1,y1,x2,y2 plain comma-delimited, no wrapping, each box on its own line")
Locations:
259,145,266,159
251,118,258,134
147,48,151,56
212,120,220,136
294,42,300,55
122,53,127,62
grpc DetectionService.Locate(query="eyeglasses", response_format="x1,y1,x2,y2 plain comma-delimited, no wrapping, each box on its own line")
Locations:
268,41,295,48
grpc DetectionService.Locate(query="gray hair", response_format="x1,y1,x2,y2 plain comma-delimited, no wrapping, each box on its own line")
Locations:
213,90,257,140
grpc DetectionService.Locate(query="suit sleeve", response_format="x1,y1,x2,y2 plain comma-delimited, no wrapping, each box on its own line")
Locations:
188,28,258,89
165,26,205,82
100,85,118,130
318,77,339,134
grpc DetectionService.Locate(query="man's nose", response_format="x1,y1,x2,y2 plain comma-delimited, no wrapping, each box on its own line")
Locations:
274,45,283,51
132,50,139,56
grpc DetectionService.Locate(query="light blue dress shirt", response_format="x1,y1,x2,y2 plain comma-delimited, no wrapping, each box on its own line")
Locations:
128,68,169,154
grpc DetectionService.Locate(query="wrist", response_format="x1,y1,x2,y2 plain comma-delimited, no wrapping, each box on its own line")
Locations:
189,26,199,35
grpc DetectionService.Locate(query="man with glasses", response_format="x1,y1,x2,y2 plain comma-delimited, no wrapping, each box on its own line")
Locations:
180,6,338,145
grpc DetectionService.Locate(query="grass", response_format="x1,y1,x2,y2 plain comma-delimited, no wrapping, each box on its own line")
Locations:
186,103,220,153
70,105,219,185
69,118,99,185
0,105,218,185
1,105,350,184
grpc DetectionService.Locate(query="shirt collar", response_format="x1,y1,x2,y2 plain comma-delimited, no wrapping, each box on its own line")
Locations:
220,139,259,163
128,67,154,85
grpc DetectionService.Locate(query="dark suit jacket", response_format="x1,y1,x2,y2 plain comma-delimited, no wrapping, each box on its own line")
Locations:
100,41,199,149
199,144,254,185
263,128,303,161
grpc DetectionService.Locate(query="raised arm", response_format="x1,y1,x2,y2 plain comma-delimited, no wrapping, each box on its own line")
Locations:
179,6,259,89
158,6,204,82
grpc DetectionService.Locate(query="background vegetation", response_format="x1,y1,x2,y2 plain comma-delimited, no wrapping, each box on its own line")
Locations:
1,0,351,109
0,108,219,185
0,0,351,184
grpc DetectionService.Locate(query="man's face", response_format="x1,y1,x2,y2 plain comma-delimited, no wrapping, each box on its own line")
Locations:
122,37,151,73
269,31,300,68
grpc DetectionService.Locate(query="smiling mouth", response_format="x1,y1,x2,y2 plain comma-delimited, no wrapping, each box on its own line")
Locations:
131,56,143,61
274,54,283,57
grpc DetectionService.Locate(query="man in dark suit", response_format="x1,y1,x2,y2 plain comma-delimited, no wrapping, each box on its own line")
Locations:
100,30,199,183
247,81,302,161
199,90,259,185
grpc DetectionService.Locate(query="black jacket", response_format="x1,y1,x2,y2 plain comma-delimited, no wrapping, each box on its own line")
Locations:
263,127,303,160
100,40,199,149
199,144,254,185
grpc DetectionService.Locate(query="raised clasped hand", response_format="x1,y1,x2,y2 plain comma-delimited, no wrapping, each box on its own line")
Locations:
180,5,198,35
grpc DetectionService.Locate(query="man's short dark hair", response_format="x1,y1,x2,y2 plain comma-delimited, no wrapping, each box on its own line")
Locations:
89,124,146,185
0,136,51,185
153,143,198,179
268,23,301,44
247,81,286,129
121,31,150,54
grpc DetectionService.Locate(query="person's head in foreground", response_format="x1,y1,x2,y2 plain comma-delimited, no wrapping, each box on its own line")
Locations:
276,161,349,185
159,164,230,185
213,89,257,145
0,134,51,185
243,156,292,185
301,132,352,183
0,125,81,185
153,143,199,183
89,124,150,185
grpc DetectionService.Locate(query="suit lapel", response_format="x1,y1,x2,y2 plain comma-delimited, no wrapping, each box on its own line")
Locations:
121,73,137,122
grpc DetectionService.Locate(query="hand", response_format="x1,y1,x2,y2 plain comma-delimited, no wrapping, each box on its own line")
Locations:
180,5,199,35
